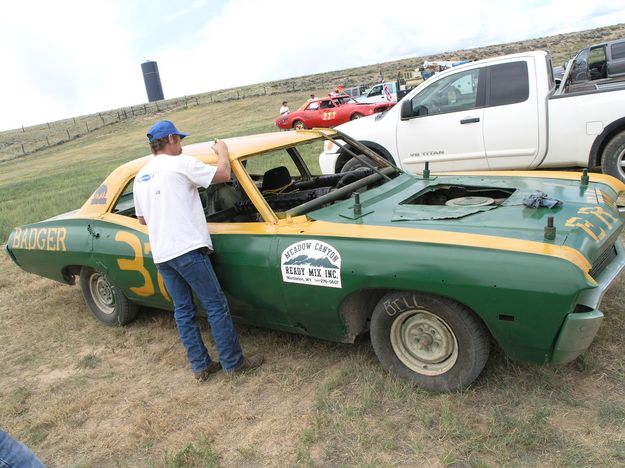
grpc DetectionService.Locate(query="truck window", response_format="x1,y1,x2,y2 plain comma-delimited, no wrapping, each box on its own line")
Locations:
488,61,529,107
408,68,480,117
611,41,625,60
588,46,607,80
368,85,382,97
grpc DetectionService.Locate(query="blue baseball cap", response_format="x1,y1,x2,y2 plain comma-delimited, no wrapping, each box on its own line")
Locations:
147,120,189,142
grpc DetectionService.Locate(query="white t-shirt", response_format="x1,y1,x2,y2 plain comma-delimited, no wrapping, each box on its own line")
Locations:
133,154,217,263
279,105,289,115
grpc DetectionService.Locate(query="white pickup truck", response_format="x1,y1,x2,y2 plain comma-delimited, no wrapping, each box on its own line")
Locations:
319,50,625,183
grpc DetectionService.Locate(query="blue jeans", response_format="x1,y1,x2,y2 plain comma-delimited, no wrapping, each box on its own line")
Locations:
0,429,45,468
156,249,243,372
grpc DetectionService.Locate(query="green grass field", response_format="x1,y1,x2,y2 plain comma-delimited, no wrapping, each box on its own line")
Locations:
2,24,625,466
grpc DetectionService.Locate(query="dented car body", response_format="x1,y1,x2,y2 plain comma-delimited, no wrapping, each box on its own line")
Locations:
6,129,625,391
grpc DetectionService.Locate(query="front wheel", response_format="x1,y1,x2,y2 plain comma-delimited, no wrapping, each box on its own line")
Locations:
370,291,490,392
601,131,625,183
350,113,363,120
292,120,305,130
79,267,138,326
340,155,374,172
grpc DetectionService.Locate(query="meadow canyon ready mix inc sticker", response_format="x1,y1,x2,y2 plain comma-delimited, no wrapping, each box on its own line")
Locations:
281,240,342,288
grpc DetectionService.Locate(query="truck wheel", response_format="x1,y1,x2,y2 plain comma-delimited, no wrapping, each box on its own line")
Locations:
370,291,490,392
601,131,625,183
292,120,305,130
350,113,363,120
79,267,138,326
340,155,374,172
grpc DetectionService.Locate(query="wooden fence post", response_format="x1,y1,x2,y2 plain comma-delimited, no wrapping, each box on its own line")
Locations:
73,116,76,125
66,129,70,139
86,122,90,132
21,143,25,154
99,113,105,124
46,137,50,146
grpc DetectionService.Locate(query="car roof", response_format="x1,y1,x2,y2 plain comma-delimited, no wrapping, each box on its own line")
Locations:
119,128,337,173
78,129,337,217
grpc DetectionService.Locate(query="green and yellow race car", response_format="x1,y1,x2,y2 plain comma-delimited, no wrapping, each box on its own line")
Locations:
6,129,625,391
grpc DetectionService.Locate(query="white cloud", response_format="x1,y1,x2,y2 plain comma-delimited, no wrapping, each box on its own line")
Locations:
2,0,625,130
0,0,143,129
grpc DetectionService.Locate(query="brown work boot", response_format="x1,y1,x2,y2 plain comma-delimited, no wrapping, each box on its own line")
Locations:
225,354,264,376
194,361,222,382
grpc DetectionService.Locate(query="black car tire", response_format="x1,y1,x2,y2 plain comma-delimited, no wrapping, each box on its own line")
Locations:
79,267,138,326
370,291,490,392
340,155,374,172
292,120,305,130
601,130,625,183
350,113,363,120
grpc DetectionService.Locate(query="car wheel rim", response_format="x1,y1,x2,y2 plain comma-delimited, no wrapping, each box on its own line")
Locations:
89,273,116,315
617,147,625,179
390,309,458,376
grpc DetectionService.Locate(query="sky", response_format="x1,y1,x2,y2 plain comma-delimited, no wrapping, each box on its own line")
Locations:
1,0,625,131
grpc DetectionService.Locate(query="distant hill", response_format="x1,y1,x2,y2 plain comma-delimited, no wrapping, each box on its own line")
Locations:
279,22,625,92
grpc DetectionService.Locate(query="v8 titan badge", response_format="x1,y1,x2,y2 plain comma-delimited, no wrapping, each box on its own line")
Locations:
281,240,342,288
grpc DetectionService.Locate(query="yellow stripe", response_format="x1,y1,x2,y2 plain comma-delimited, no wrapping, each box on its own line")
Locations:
274,220,594,282
438,170,625,194
97,213,594,283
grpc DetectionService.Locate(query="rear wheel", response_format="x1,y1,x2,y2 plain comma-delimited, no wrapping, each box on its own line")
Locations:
292,120,305,130
370,291,490,392
79,267,138,326
601,130,625,183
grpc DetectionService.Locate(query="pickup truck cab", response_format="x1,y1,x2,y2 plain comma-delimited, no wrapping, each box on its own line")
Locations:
557,38,625,94
320,50,625,183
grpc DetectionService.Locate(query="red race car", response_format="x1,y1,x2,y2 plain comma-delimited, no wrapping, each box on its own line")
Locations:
275,95,394,130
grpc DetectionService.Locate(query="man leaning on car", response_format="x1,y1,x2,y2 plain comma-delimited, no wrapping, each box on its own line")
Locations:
133,120,263,381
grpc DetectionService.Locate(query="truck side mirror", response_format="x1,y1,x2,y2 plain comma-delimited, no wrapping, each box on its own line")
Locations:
400,100,413,120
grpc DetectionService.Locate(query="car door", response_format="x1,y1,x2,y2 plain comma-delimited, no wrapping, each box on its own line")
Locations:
301,100,322,127
90,182,173,311
396,67,489,172
482,59,541,169
318,99,341,127
206,149,309,329
363,84,384,103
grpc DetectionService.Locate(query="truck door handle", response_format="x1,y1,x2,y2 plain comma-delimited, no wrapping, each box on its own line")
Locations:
460,117,480,124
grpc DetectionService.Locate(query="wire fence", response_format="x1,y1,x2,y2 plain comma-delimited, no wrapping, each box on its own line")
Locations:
0,74,376,163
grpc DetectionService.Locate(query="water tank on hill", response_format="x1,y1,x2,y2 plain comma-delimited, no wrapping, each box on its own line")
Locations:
141,60,165,102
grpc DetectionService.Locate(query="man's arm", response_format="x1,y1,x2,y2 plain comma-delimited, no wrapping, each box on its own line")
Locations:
211,140,231,184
